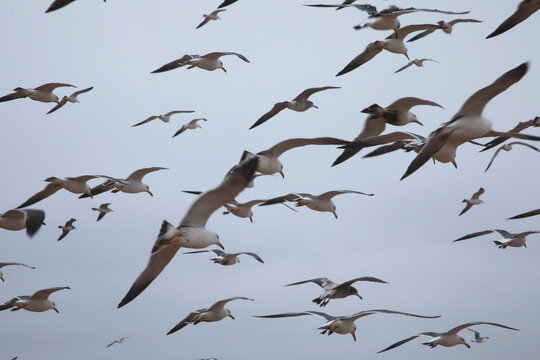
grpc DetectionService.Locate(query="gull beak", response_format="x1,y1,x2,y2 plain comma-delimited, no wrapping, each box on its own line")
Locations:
228,314,235,320
54,307,59,313
451,160,458,169
404,52,410,60
312,105,319,109
356,294,363,300
221,67,227,72
413,119,423,126
216,240,225,250
332,211,338,219
0,275,4,282
279,170,285,178
464,342,471,349
147,190,153,196
249,216,253,223
351,331,357,342
86,190,93,199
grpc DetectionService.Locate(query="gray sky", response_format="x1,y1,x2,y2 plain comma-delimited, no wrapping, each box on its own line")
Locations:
1,0,539,359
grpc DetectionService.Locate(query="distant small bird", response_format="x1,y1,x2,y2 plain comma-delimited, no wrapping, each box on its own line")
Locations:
172,118,207,137
167,297,254,335
92,203,113,221
0,83,75,104
453,229,539,248
249,86,340,129
17,175,98,208
106,337,129,348
378,322,518,353
484,142,540,171
152,52,249,73
407,19,482,42
0,286,70,313
132,110,195,127
183,248,264,266
58,218,76,241
468,328,489,343
486,0,540,39
459,187,485,216
284,276,387,307
0,262,36,282
395,58,439,73
197,9,226,29
46,86,94,114
0,209,46,237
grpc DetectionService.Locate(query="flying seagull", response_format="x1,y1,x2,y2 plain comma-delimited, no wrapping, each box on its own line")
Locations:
486,0,540,39
0,83,75,104
0,262,36,282
132,110,195,127
284,276,387,306
378,321,518,352
58,218,76,241
480,117,540,152
117,157,257,307
184,248,264,266
468,328,489,343
172,118,207,137
255,309,440,341
484,142,540,171
46,86,94,114
106,337,129,348
167,297,254,335
249,86,340,129
152,52,249,73
92,203,113,221
17,175,98,208
453,229,539,248
407,19,482,42
197,9,227,29
80,167,168,198
459,187,485,216
395,58,439,73
0,287,70,313
0,209,45,237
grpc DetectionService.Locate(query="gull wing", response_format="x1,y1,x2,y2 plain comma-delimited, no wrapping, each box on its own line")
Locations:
453,229,495,242
377,332,443,353
45,0,77,12
446,321,519,335
17,183,62,209
196,17,212,29
386,97,443,111
254,311,334,320
0,91,26,102
285,277,336,289
165,110,195,116
395,61,414,73
34,83,75,92
336,41,384,76
46,98,68,114
209,296,254,311
263,137,348,158
459,203,473,216
486,0,540,38
217,0,238,8
30,286,70,300
167,310,204,334
132,116,159,127
449,18,482,26
249,102,289,129
484,146,507,172
493,229,513,238
237,252,264,263
508,208,540,220
481,119,536,151
336,276,388,289
407,28,437,42
70,86,94,97
259,193,303,206
179,157,258,228
468,328,481,339
172,125,188,137
0,262,35,269
126,167,168,182
294,86,340,102
151,55,194,73
203,52,250,63
316,190,374,200
471,187,485,200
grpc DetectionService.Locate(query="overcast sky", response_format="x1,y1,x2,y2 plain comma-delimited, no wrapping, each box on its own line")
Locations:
1,1,539,359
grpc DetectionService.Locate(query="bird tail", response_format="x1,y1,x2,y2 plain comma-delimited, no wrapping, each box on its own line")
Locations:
493,241,506,248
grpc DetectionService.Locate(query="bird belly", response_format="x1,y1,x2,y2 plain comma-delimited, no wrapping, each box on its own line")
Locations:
28,90,57,103
288,101,310,112
437,335,462,347
231,207,252,218
194,58,219,71
330,320,354,335
449,116,492,142
256,155,282,175
64,182,90,194
507,237,525,247
433,143,457,163
0,218,26,231
305,200,333,213
175,227,218,249
367,17,398,31
384,39,407,55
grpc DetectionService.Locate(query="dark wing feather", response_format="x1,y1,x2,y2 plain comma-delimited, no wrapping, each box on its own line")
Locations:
249,102,289,129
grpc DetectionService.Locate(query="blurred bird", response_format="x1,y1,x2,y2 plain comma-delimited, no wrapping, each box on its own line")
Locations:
459,187,485,216
480,116,539,151
152,52,249,73
0,262,36,282
508,208,540,220
167,297,254,335
132,110,195,127
0,287,70,313
249,86,340,129
486,0,540,38
197,9,226,29
407,19,482,42
46,86,94,114
468,328,489,343
484,142,540,171
92,203,113,221
17,175,98,208
378,322,518,352
0,209,45,237
395,58,439,73
0,83,75,104
172,118,207,137
58,218,76,241
453,229,539,248
183,249,264,266
106,337,129,348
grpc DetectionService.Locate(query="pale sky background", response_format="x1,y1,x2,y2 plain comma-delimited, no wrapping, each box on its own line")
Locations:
1,1,539,359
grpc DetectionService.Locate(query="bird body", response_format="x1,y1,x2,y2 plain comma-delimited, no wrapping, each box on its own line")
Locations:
0,209,45,237
184,249,264,266
132,110,195,127
17,175,97,208
92,203,113,221
460,187,485,215
58,218,76,241
173,118,207,137
0,287,70,313
152,52,249,73
81,167,167,198
0,83,75,104
197,9,226,29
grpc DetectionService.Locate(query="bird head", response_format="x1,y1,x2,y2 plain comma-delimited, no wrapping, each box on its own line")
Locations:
459,336,470,348
349,287,363,300
307,100,318,109
219,60,226,72
145,185,153,196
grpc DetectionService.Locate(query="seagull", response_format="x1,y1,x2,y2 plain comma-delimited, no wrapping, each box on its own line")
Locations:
172,118,207,137
249,86,340,129
486,0,540,38
92,203,113,221
117,157,257,307
217,0,238,8
132,110,195,127
0,262,36,282
480,116,540,152
0,287,70,313
395,58,439,73
151,52,250,73
241,137,348,177
360,132,427,159
79,167,168,198
260,190,374,219
407,19,482,42
378,321,518,352
167,297,254,335
0,83,75,104
484,142,540,171
58,218,76,241
17,175,98,208
0,209,45,237
197,9,227,29
453,229,539,248
468,328,489,343
46,86,94,114
508,208,540,220
336,24,441,76
459,187,485,216
400,62,540,180
106,337,130,348
284,276,387,307
222,199,267,222
183,249,264,266
46,0,106,13
332,97,442,166
254,309,440,341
